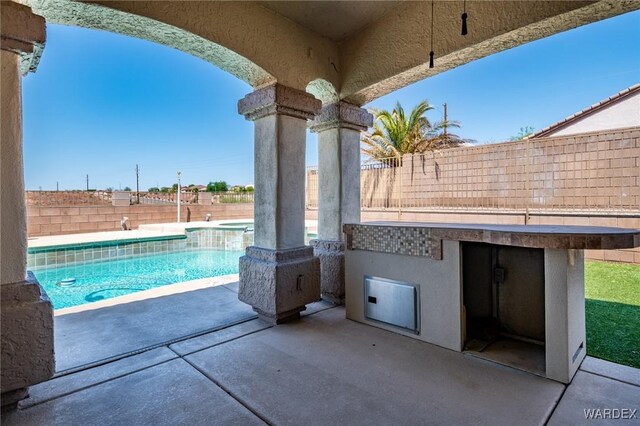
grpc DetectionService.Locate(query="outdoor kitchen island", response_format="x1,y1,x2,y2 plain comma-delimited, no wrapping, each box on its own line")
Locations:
343,222,640,384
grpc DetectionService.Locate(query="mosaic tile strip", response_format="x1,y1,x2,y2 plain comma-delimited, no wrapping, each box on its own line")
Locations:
346,224,442,260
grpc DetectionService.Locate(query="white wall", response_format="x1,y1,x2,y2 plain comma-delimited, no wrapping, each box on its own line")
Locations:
548,91,640,137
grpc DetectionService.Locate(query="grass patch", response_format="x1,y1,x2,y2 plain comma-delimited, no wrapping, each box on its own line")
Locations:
585,261,640,368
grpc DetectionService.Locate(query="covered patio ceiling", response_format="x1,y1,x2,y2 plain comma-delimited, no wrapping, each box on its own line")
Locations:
22,0,640,103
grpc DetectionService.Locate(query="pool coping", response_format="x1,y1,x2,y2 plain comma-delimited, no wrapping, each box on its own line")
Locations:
139,220,256,233
54,273,240,316
28,230,187,253
29,219,319,252
139,219,318,233
27,220,257,252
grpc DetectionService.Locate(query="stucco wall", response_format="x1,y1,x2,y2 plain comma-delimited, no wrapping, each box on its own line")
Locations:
27,204,254,237
546,92,640,137
345,240,462,351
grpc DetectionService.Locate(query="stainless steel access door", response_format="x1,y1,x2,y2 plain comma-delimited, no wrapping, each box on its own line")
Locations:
364,276,420,333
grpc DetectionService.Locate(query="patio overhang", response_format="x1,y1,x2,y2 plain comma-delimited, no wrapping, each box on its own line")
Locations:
20,0,640,104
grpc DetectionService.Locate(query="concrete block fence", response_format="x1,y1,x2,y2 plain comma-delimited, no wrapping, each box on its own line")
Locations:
26,204,254,237
307,127,640,212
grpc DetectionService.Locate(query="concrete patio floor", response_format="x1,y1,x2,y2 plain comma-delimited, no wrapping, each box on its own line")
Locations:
3,287,639,425
53,279,256,372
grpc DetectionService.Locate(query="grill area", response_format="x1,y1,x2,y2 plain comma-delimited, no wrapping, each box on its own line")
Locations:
462,243,547,375
344,222,640,383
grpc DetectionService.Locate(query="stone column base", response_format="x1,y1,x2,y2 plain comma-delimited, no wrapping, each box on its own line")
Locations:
310,240,345,305
1,272,55,407
239,246,320,324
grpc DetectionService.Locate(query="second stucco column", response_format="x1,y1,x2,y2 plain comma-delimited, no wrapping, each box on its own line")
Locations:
309,102,372,304
237,83,321,324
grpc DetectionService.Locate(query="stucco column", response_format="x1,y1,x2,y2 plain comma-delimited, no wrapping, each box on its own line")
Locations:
309,102,372,304
237,83,321,324
1,2,54,408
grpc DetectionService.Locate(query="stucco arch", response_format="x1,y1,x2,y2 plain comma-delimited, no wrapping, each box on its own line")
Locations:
23,0,276,88
23,0,344,93
339,0,640,105
306,79,339,105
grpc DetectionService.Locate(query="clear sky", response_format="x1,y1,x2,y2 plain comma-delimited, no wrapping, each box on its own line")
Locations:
23,10,639,191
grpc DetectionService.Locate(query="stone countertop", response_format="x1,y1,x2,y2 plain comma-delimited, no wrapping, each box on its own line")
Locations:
343,222,640,250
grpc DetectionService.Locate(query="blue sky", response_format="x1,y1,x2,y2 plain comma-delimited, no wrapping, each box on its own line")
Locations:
23,11,639,190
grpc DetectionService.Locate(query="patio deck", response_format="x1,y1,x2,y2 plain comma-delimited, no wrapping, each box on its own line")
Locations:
3,285,638,425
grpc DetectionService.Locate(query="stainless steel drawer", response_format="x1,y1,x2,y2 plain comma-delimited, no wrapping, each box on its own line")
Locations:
364,276,420,333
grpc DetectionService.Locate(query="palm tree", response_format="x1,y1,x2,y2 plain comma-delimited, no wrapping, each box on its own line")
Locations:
419,117,469,151
361,101,430,159
361,101,469,160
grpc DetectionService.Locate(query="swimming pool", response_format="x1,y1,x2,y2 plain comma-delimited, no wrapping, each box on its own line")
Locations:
34,249,244,309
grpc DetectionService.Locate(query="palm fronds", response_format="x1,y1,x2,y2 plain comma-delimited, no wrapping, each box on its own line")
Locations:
361,101,473,160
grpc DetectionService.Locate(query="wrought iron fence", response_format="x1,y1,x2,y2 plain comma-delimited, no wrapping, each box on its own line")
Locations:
306,128,640,215
212,192,254,204
26,190,255,206
137,191,197,204
137,191,254,205
25,190,113,206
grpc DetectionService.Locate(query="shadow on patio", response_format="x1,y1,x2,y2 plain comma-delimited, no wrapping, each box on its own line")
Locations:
4,290,638,425
52,281,255,373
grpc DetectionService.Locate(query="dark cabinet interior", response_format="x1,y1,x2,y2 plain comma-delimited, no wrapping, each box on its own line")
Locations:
462,242,546,375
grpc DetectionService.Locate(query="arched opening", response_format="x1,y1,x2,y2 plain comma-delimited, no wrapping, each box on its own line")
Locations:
306,79,339,105
24,0,275,88
22,21,267,372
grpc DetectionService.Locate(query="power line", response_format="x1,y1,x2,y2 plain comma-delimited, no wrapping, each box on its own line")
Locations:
135,164,140,204
443,102,448,136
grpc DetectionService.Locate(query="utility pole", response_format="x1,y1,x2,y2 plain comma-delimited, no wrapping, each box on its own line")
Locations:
177,171,181,223
86,174,89,191
56,181,59,192
135,164,140,204
443,102,448,137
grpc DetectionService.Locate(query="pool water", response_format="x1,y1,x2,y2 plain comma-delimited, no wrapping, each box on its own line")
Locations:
34,249,244,309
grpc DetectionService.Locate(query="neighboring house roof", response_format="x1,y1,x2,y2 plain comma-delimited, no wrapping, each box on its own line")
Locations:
529,83,640,139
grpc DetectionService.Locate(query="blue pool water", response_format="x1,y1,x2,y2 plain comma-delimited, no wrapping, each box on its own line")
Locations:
34,249,244,309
